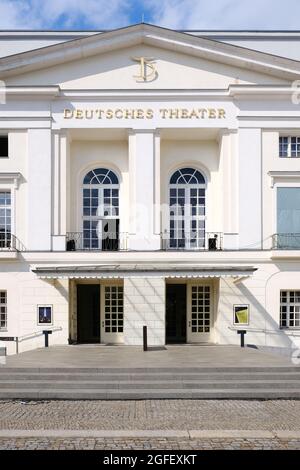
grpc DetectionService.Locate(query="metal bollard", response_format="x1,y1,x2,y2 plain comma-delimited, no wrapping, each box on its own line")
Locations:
237,330,246,348
0,347,6,365
0,347,6,356
143,325,148,351
43,330,52,348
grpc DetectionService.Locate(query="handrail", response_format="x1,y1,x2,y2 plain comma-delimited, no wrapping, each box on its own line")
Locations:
0,327,63,354
228,326,300,336
17,326,63,343
66,232,128,251
0,233,25,251
161,231,223,250
272,233,300,250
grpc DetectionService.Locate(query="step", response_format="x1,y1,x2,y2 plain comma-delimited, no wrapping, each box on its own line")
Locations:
1,366,299,374
1,388,300,400
1,372,300,381
1,380,300,390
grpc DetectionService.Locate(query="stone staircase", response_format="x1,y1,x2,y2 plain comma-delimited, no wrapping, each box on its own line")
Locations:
0,366,300,399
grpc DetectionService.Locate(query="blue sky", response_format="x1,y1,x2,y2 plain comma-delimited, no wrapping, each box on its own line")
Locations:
1,0,300,30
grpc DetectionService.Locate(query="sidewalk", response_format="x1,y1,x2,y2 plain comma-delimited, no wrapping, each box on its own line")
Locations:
1,399,300,449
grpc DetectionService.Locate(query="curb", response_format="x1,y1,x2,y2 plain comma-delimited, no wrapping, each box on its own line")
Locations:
188,430,273,439
0,429,299,439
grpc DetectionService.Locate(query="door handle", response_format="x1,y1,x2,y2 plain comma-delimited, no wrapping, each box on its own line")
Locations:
188,321,191,328
102,321,104,327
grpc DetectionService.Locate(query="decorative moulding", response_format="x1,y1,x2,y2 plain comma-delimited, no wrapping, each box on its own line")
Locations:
0,172,22,189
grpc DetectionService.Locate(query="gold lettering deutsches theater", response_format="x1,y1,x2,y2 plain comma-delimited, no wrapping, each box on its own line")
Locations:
159,108,226,119
63,108,226,120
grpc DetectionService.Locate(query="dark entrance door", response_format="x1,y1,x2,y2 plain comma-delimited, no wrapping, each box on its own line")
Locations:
166,284,187,343
77,284,100,343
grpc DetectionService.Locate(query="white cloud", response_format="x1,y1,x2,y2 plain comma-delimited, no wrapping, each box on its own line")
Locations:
0,0,300,30
0,1,31,29
0,0,131,29
147,0,300,30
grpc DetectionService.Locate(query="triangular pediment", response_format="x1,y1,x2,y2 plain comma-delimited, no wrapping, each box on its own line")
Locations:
1,23,300,89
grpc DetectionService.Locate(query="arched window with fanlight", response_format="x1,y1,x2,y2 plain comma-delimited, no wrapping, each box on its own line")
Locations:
82,168,119,250
169,167,206,249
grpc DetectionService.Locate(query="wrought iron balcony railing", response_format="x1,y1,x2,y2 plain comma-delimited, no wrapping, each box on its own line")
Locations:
272,233,300,250
161,231,223,251
0,233,24,251
66,232,128,251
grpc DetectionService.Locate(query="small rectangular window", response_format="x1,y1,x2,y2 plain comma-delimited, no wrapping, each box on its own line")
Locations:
0,136,8,158
0,291,7,330
279,136,300,158
280,290,300,328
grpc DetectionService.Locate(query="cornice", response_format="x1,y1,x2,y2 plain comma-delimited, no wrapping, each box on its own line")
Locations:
1,24,300,81
228,85,297,97
1,84,299,102
3,86,60,98
0,172,22,189
268,171,300,188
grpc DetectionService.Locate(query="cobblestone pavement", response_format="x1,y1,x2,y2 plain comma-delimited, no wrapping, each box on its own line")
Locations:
0,437,299,450
1,399,300,430
1,399,300,449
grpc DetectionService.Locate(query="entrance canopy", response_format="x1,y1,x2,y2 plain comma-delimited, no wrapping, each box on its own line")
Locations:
32,264,257,280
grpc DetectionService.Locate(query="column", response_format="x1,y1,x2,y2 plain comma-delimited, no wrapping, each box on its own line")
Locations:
52,131,69,251
128,130,161,250
60,132,69,235
238,128,262,249
154,130,161,235
27,128,52,251
52,131,60,243
220,131,239,249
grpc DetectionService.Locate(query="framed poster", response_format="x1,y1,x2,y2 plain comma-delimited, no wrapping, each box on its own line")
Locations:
37,305,53,326
233,304,249,326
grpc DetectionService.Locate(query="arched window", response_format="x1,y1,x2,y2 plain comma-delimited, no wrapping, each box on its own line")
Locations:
83,168,119,185
169,167,206,249
82,168,119,250
170,168,205,185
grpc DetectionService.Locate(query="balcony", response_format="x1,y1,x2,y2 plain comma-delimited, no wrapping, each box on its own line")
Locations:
161,232,223,251
0,233,24,251
272,233,300,250
66,232,128,251
66,231,223,252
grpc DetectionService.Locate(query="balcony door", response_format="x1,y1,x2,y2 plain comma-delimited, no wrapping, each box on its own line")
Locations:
169,168,206,249
82,168,119,250
100,284,124,344
277,187,300,249
187,284,213,343
0,191,11,249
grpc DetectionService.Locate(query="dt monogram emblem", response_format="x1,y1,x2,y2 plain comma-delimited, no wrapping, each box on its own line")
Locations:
132,57,157,82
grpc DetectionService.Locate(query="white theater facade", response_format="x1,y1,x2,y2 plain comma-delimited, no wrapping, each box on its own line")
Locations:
1,24,300,355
